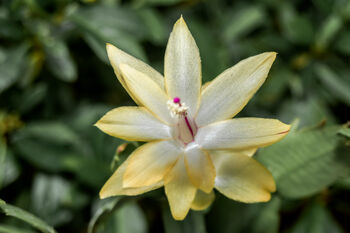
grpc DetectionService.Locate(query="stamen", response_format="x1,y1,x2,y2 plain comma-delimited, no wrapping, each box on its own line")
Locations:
167,98,188,117
167,97,197,145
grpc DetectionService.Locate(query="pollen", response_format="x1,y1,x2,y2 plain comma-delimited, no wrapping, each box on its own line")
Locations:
167,98,188,118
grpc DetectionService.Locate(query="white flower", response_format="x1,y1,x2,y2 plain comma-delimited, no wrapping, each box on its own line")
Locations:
95,16,290,220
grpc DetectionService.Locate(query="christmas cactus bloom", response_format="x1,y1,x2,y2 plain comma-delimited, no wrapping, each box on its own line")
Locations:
96,16,290,220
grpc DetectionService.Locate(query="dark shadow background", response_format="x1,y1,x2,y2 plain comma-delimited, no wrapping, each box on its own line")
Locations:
0,0,350,232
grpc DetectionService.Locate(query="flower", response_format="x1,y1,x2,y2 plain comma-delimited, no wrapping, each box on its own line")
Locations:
95,16,290,220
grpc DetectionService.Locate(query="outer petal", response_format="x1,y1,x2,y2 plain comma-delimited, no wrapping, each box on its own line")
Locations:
164,155,197,220
164,17,201,116
191,190,215,211
196,118,290,150
123,141,182,188
184,143,215,193
120,64,172,124
211,150,275,202
195,52,276,127
106,44,164,105
95,107,171,141
100,157,162,199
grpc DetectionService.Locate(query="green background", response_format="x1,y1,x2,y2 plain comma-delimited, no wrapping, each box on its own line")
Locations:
0,0,350,232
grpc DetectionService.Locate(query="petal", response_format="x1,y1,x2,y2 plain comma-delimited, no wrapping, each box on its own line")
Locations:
106,44,165,105
99,157,162,199
196,118,290,150
164,155,197,220
195,52,276,127
120,64,172,124
211,150,276,202
184,143,215,193
164,17,201,116
244,148,258,157
191,190,215,211
95,107,171,141
123,140,182,188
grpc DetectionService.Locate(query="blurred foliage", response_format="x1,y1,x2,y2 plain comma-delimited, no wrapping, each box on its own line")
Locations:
0,0,350,232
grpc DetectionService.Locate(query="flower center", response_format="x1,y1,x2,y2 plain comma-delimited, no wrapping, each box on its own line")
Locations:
167,97,197,145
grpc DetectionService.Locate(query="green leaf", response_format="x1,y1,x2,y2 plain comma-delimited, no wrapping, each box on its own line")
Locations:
207,195,279,233
0,44,29,93
132,0,184,6
15,122,80,145
257,125,350,199
114,201,147,233
44,40,77,82
16,83,48,114
290,202,344,233
31,174,75,226
280,10,314,45
0,199,57,233
162,205,207,233
278,96,335,128
314,64,350,106
12,138,68,171
338,127,350,138
70,5,147,62
0,150,20,189
316,15,342,50
251,197,281,233
62,155,111,188
0,224,36,233
92,199,147,233
334,30,350,55
224,6,265,41
138,9,167,44
88,197,120,233
0,136,7,188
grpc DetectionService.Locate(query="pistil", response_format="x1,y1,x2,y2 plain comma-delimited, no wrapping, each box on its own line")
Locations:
167,97,197,144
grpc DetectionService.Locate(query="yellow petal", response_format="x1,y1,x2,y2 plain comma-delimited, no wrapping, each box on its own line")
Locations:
119,64,172,124
195,52,276,127
123,141,181,188
164,155,196,220
229,148,258,157
196,118,290,150
191,190,215,211
106,44,164,105
95,107,171,141
211,150,276,202
164,16,201,116
99,157,162,199
184,143,215,193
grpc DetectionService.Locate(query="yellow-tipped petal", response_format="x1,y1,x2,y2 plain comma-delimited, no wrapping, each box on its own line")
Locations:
195,52,276,127
123,141,181,188
184,143,215,193
99,158,162,199
196,118,290,150
164,16,201,116
191,190,215,211
95,107,171,141
119,64,172,124
164,155,197,220
211,150,276,203
106,44,165,105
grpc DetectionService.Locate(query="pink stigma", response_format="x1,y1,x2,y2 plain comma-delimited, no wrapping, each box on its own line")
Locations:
173,97,181,103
